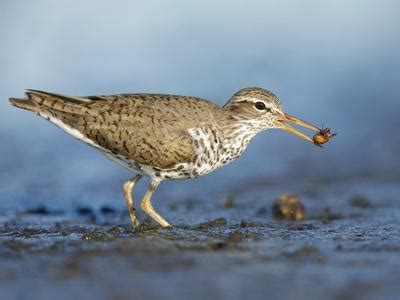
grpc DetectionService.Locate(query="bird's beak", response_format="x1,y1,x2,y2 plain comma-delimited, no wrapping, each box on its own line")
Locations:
278,113,320,144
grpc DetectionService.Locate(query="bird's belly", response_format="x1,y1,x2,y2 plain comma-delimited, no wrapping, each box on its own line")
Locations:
100,151,196,180
102,150,227,180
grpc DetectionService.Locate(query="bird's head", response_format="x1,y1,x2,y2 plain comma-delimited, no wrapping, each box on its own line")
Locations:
223,87,320,144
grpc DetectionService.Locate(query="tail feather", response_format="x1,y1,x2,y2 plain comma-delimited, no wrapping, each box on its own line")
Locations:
17,89,96,116
26,89,92,104
9,89,101,128
10,90,99,127
9,98,39,113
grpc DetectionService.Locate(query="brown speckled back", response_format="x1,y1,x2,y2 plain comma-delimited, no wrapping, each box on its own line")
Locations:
22,91,221,169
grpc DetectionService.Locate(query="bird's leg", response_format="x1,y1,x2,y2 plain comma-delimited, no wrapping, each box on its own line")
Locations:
123,175,142,228
140,180,171,228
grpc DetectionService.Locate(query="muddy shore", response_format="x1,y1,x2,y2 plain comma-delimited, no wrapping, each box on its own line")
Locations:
1,174,399,300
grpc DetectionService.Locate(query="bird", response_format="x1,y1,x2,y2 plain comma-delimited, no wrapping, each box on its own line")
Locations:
9,87,322,228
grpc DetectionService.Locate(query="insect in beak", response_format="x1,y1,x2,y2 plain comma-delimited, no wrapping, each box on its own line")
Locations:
278,113,321,145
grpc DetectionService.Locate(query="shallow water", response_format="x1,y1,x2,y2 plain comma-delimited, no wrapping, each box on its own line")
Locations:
1,172,399,300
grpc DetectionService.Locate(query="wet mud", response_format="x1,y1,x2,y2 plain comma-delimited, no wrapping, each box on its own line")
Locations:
1,174,400,300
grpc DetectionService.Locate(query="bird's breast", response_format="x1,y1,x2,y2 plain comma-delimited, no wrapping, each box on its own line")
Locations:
185,124,253,178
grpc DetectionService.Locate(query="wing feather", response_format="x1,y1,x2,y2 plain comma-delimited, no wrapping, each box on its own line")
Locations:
11,90,220,169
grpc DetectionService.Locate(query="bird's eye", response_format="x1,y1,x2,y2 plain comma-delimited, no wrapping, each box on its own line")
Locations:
254,101,266,110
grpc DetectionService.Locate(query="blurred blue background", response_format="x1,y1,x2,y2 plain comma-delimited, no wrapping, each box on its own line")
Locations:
0,0,399,211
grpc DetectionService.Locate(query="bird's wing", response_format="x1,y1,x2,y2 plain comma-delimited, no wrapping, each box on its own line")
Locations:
14,90,219,169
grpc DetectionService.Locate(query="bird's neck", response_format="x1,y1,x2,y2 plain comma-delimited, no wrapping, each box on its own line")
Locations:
217,112,262,160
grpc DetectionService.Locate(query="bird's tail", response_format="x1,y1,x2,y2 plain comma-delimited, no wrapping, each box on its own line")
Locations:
9,89,101,136
9,97,39,113
9,89,93,114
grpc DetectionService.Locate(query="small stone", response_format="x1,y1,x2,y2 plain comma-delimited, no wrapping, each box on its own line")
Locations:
272,193,306,221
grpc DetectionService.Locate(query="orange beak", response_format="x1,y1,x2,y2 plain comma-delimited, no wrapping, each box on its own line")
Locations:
279,113,320,145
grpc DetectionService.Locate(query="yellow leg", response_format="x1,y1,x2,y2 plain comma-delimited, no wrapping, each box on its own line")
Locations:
140,180,171,228
123,175,142,228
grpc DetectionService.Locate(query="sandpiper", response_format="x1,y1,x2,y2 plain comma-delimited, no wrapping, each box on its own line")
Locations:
9,87,328,228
